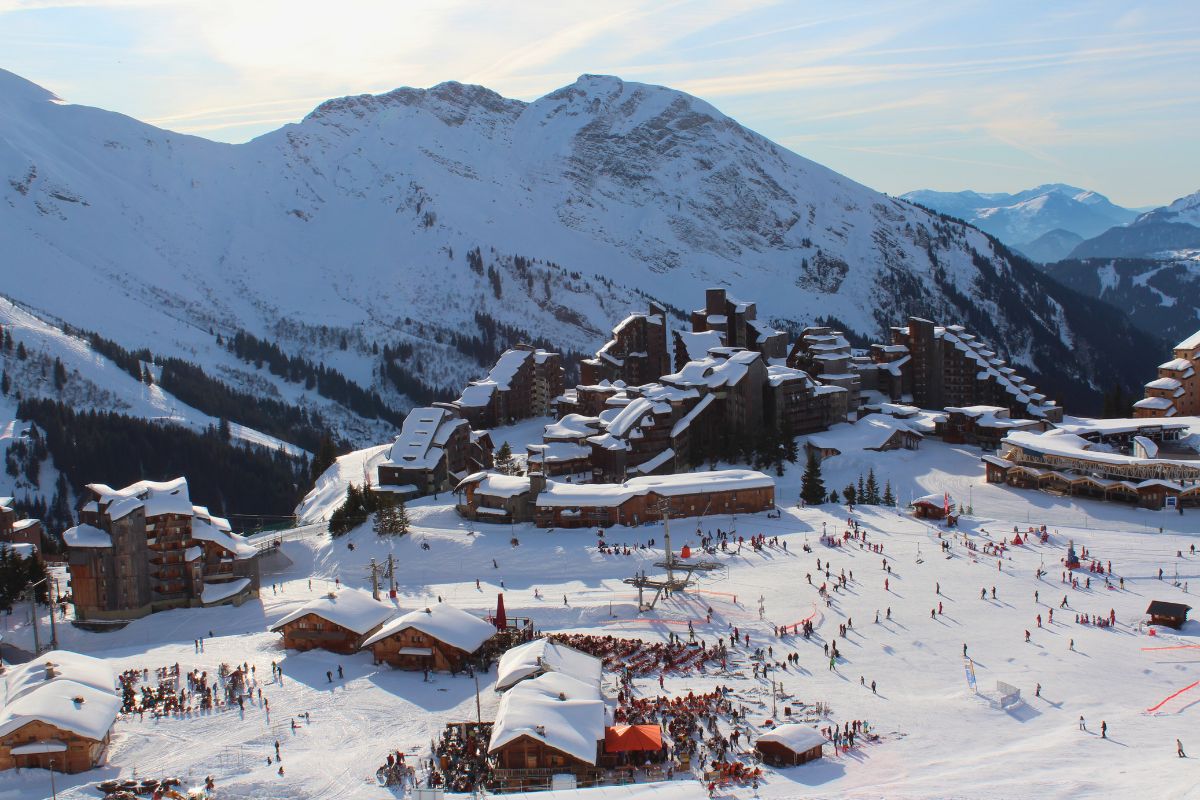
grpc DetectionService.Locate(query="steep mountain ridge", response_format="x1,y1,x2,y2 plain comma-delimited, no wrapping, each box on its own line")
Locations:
1067,190,1200,260
0,69,1158,426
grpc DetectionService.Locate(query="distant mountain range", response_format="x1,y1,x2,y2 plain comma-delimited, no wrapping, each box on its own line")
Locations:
904,185,1200,264
901,184,1140,261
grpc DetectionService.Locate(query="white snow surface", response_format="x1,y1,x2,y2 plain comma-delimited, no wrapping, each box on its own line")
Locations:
4,419,1200,799
361,602,496,652
496,639,605,692
270,587,395,635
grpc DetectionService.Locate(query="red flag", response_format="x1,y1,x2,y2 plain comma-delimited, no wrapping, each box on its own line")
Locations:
944,492,950,516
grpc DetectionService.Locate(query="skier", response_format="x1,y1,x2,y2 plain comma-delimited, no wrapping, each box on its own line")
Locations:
1079,715,1086,731
963,643,968,657
1178,739,1186,758
1100,720,1107,739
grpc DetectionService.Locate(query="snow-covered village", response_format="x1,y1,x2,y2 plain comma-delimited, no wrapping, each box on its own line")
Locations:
2,5,1199,800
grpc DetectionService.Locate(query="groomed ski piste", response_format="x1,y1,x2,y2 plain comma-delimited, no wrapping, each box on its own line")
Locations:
2,433,1198,800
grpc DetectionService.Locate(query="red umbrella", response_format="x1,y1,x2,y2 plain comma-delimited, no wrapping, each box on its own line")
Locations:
495,593,507,630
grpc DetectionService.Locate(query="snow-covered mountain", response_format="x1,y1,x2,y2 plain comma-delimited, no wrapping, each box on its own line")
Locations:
0,68,1157,430
1067,190,1200,260
901,184,1140,261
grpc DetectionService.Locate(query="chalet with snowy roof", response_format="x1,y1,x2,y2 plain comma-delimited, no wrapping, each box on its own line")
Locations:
787,326,862,412
454,471,538,524
911,494,954,520
452,345,564,429
0,650,121,773
864,317,1062,422
377,406,474,497
362,602,496,671
804,414,923,461
64,478,259,622
690,288,787,360
495,639,603,691
938,405,1047,450
0,497,42,553
489,672,606,790
989,419,1200,508
580,304,670,387
755,724,825,767
534,469,775,529
1135,328,1200,419
526,414,600,478
270,587,394,654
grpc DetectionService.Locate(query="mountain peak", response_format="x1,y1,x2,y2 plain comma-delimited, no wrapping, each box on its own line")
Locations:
0,68,60,107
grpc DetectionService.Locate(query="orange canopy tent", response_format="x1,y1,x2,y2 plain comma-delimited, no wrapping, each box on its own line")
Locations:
605,725,663,753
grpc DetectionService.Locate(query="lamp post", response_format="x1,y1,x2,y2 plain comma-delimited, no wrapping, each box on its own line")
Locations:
49,758,58,800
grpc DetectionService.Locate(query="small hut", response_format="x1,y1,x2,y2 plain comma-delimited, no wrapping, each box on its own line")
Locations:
911,493,952,521
755,724,825,766
1146,600,1191,629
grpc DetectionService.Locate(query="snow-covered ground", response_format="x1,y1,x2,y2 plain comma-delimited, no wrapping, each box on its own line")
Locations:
4,440,1199,799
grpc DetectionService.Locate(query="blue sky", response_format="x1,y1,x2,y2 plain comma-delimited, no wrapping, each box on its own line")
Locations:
1,0,1196,207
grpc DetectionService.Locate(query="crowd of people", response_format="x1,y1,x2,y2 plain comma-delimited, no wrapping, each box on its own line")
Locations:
429,723,492,793
549,633,721,675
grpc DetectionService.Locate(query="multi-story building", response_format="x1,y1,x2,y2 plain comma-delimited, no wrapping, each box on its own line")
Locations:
63,478,259,622
1134,329,1200,418
689,289,787,360
0,497,42,553
580,305,671,387
453,345,564,429
787,327,862,412
376,406,493,498
867,317,1063,422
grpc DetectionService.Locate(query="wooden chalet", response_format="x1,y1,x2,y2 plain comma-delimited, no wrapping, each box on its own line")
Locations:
1146,600,1191,630
0,651,121,773
911,493,953,521
362,603,496,671
270,588,394,654
488,673,605,792
755,724,825,767
534,469,775,529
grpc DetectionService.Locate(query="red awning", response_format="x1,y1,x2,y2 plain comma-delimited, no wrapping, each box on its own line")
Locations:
605,724,663,753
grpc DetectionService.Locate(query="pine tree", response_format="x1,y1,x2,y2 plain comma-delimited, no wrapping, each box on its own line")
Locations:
843,483,857,506
373,495,409,536
53,358,67,391
799,450,826,505
865,468,880,504
1,371,9,396
495,441,514,475
883,481,895,507
311,434,338,482
856,474,866,503
828,489,839,504
15,342,26,361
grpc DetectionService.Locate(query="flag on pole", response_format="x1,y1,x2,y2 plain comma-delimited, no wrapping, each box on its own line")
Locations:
944,492,951,516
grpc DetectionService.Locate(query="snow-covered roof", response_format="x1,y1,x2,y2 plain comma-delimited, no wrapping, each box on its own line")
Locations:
489,672,605,765
455,471,533,498
62,523,112,548
1004,429,1200,472
3,651,115,706
271,588,394,635
1146,377,1182,391
543,414,601,440
191,516,256,559
88,477,193,520
661,349,759,389
1133,397,1176,411
757,724,825,753
913,494,951,507
1175,329,1200,351
676,330,725,362
1054,417,1194,436
670,394,715,438
606,397,659,438
806,414,921,453
201,577,252,605
496,639,603,691
383,407,465,469
1159,357,1194,374
0,679,121,742
528,441,592,465
0,496,12,510
635,448,675,474
361,603,496,652
766,363,813,388
535,469,774,509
